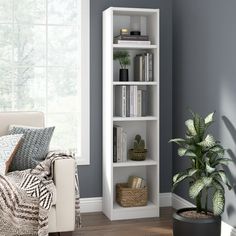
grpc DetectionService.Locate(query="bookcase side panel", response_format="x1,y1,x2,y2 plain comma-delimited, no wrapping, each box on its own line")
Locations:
103,8,114,219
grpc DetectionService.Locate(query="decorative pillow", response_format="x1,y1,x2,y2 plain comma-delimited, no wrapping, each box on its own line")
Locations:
0,134,23,175
9,126,55,171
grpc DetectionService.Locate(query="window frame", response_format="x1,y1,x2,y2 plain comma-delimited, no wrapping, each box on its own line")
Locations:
78,0,90,165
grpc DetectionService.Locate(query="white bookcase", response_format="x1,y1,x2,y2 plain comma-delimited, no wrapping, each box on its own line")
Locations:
102,7,160,220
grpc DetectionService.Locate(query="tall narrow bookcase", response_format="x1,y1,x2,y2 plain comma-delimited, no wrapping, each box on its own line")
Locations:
102,7,160,220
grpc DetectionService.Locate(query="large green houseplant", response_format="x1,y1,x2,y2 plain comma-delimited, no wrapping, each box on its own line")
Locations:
170,110,231,236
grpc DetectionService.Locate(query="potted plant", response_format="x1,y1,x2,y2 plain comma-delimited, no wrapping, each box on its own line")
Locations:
113,51,131,81
169,110,231,236
129,134,147,161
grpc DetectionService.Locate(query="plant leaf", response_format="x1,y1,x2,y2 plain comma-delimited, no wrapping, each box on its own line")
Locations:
189,177,212,199
205,112,215,125
178,148,196,157
217,171,232,190
169,138,186,145
213,190,225,215
206,163,215,174
198,135,216,148
194,113,205,137
185,119,197,136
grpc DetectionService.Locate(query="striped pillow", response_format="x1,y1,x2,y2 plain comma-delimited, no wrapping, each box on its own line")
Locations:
0,134,23,175
9,126,55,171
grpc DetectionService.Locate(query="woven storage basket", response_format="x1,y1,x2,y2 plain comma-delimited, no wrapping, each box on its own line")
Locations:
128,149,148,161
116,183,148,207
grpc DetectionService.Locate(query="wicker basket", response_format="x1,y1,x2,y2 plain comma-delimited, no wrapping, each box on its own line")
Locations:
116,183,148,207
128,149,148,161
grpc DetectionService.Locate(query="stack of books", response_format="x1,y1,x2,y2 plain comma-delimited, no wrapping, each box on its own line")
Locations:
134,53,154,81
115,86,147,117
128,176,146,189
113,125,127,163
114,35,151,45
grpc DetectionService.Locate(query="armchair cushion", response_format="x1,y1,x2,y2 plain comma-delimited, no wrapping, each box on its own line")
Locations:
9,126,55,171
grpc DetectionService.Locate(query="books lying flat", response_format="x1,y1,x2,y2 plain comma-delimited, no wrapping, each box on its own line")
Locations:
114,35,149,41
134,53,154,82
113,125,127,163
115,40,151,45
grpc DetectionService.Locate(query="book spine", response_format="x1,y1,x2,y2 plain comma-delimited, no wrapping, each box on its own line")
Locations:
137,90,142,117
133,86,138,117
121,86,126,117
116,126,123,162
149,53,153,81
122,132,127,162
113,127,117,163
115,40,151,45
115,35,149,41
126,86,130,117
146,53,149,82
142,90,147,116
130,86,134,117
142,55,145,81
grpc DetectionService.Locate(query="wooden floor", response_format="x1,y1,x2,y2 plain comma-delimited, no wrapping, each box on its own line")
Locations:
50,207,173,236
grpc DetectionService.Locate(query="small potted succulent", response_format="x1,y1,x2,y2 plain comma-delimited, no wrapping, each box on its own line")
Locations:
169,110,232,236
113,51,131,81
129,134,147,161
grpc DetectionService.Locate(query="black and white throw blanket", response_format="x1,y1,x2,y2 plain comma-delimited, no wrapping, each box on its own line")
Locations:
0,152,81,236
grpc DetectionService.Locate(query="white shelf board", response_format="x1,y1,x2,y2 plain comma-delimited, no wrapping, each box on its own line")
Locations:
113,116,157,121
113,201,156,211
112,201,159,220
113,159,157,167
113,44,158,49
113,81,157,86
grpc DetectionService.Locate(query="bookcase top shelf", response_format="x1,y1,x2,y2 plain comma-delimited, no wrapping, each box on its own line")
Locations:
113,44,158,49
113,81,157,85
113,116,157,121
113,159,157,167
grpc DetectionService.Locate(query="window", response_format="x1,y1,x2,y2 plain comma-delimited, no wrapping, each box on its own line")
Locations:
0,0,90,165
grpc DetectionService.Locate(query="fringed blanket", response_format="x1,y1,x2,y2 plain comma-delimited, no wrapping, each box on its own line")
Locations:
0,152,81,236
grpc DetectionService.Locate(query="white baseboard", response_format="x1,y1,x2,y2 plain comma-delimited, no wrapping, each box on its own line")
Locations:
80,193,172,213
80,197,102,213
172,193,236,236
160,192,172,207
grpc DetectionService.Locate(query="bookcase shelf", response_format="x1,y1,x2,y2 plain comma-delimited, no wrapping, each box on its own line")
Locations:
103,7,160,221
113,159,157,167
113,81,158,85
113,44,158,49
113,116,157,121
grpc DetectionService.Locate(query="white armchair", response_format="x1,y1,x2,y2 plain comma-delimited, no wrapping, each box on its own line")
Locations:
0,111,76,233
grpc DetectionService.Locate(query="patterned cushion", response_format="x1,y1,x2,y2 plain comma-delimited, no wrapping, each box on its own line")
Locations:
0,134,23,174
9,126,55,171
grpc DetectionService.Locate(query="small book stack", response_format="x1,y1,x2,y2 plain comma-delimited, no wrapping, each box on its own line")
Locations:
114,35,151,45
115,86,147,117
128,176,146,189
134,53,154,81
113,125,127,163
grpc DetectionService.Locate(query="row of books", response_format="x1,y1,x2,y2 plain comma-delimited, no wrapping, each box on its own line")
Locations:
128,176,146,189
113,125,127,163
115,86,148,117
114,34,151,45
134,53,154,82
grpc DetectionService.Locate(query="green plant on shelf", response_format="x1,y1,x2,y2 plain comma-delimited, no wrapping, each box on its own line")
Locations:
133,134,145,152
113,51,131,69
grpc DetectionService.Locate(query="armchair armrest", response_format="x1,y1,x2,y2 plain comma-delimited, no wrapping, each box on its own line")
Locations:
54,158,75,232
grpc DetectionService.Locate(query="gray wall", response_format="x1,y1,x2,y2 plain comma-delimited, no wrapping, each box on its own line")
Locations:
173,0,236,227
78,0,173,198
